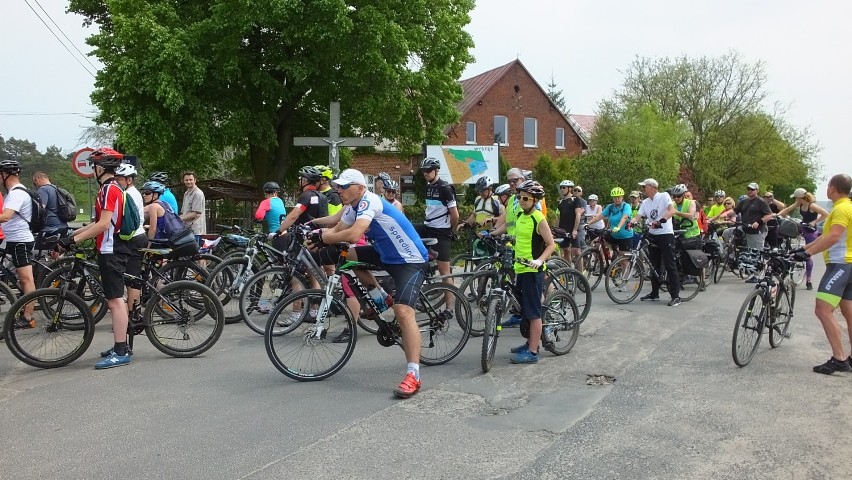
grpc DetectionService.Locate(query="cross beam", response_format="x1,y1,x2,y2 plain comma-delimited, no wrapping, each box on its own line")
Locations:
293,102,375,173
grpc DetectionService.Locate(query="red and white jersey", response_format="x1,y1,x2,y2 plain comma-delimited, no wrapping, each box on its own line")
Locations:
95,178,125,254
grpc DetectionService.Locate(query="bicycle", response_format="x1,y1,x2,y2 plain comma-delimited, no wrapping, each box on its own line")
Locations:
731,247,796,367
479,235,579,372
3,243,225,369
264,242,471,381
449,224,497,274
577,226,612,291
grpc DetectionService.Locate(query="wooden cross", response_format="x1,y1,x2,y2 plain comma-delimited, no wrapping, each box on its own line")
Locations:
293,102,375,173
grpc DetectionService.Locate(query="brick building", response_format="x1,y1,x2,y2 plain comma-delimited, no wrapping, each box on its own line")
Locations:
351,59,589,187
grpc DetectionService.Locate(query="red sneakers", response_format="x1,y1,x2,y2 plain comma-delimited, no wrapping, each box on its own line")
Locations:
393,372,421,399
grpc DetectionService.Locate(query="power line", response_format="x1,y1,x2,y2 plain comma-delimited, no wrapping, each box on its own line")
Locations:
32,0,100,73
0,111,89,116
23,0,96,78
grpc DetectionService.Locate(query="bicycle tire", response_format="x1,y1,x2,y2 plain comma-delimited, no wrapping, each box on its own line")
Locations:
481,293,501,373
239,267,308,335
769,283,794,348
542,267,592,322
144,281,225,358
41,263,108,325
204,257,258,324
416,283,471,366
732,289,766,367
457,270,498,337
713,250,726,283
157,259,209,284
4,289,94,368
265,289,357,381
678,268,703,302
542,290,580,356
605,257,644,304
578,247,605,291
449,253,479,274
0,282,17,340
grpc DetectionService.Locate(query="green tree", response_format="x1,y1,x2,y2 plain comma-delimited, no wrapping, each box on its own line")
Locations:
545,75,567,113
68,0,476,186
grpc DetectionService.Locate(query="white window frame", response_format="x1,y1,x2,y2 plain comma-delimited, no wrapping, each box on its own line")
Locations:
465,121,476,144
555,127,565,150
493,115,508,146
524,117,538,148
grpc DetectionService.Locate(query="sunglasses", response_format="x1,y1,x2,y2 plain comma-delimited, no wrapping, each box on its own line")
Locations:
335,183,355,190
725,202,733,205
421,169,436,174
519,195,535,202
574,189,582,193
385,190,397,194
747,188,756,191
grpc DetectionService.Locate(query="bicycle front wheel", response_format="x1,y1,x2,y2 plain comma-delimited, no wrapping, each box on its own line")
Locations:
605,257,644,304
41,264,108,325
144,281,225,358
542,290,580,356
416,283,471,366
239,267,308,335
458,270,498,337
481,293,501,373
265,289,356,381
769,284,794,348
205,257,257,324
578,247,605,291
732,289,766,367
4,289,94,369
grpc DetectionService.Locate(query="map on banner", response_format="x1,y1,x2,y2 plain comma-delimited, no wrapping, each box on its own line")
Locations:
425,145,499,185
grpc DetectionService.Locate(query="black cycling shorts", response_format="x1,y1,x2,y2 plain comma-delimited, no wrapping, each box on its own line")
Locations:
124,234,149,289
515,271,544,320
353,245,428,307
7,241,34,268
98,253,129,300
414,224,451,262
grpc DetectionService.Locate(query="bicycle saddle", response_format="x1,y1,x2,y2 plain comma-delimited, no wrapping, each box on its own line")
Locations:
421,237,438,246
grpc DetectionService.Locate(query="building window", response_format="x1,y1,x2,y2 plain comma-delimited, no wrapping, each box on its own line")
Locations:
466,122,476,144
555,127,565,149
524,117,537,147
493,116,508,145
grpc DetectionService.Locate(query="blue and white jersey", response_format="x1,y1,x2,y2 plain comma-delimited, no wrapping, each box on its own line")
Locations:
341,192,427,265
423,179,457,229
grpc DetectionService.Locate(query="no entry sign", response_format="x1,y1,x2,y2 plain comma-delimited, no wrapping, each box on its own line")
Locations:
72,148,95,178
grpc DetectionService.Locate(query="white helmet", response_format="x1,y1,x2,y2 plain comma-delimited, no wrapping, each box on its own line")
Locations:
115,163,137,177
588,194,599,201
670,184,688,196
559,180,574,188
494,184,511,196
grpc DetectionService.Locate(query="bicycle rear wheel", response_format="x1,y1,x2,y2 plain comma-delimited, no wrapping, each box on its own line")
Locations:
543,267,592,322
605,257,644,304
769,284,794,348
578,247,605,291
4,289,94,368
732,289,766,367
678,268,704,302
144,281,225,358
239,267,308,335
205,257,257,324
41,264,108,325
265,289,356,381
416,283,471,366
480,294,501,373
457,270,498,337
0,282,17,340
542,290,580,356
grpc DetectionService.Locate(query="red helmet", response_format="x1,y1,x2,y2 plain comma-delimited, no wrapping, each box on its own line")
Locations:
89,147,124,168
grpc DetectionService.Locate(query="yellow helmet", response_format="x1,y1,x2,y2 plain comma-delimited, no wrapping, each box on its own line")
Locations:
314,165,334,180
610,187,625,197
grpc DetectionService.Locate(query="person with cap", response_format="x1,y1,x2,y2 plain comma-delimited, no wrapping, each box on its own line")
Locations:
762,190,786,248
556,179,587,262
310,168,429,398
629,190,643,248
315,165,343,215
254,181,287,233
383,180,404,212
584,194,604,229
789,174,852,375
147,172,179,213
459,176,501,231
734,182,774,282
0,159,37,329
629,178,681,306
779,187,828,290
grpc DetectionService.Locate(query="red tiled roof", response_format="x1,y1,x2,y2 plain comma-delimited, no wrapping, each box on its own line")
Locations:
457,60,518,114
570,114,597,134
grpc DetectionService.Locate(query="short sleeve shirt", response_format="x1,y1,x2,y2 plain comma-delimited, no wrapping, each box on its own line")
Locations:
557,196,587,231
3,186,35,242
602,202,634,239
126,186,146,237
37,184,67,231
423,179,457,229
95,179,125,254
340,191,427,264
181,187,206,235
638,192,674,235
294,188,328,225
823,197,852,264
735,197,771,233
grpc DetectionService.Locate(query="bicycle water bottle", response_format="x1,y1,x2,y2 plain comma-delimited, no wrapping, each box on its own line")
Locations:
370,287,388,313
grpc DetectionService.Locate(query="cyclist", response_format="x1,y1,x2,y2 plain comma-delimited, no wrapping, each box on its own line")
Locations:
311,168,428,398
585,187,633,253
147,172,179,213
139,181,184,243
494,184,511,207
706,190,727,220
315,165,343,215
459,176,502,231
629,190,643,248
779,188,829,290
275,166,329,237
383,180,404,211
585,194,604,229
114,163,147,314
0,159,37,329
670,184,701,249
58,148,134,369
254,182,287,233
735,182,773,283
415,157,458,302
374,171,392,197
556,179,586,262
507,180,556,364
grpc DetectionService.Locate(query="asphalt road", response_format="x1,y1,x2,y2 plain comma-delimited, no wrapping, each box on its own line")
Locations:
1,261,850,480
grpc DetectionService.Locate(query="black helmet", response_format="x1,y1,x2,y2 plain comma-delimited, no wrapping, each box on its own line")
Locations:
475,176,493,192
420,157,440,171
263,181,280,193
517,180,545,199
147,171,170,183
0,159,22,174
89,147,124,168
298,166,322,182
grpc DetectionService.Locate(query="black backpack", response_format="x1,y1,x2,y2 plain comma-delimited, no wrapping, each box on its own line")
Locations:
12,185,47,234
50,185,78,222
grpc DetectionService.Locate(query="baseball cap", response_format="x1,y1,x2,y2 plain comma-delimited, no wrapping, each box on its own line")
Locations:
629,190,641,198
790,188,807,198
333,168,367,187
747,182,759,190
638,178,659,188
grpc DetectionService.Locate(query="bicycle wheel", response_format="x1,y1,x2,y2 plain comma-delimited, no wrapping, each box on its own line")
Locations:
769,284,794,348
481,293,501,373
713,248,726,283
543,267,592,322
457,270,498,337
144,281,225,358
542,290,580,356
158,259,209,284
204,257,258,324
732,289,766,367
578,247,605,291
3,289,94,368
265,289,356,381
545,256,572,271
678,268,703,302
0,282,17,340
450,253,481,274
605,257,644,304
41,264,108,325
240,267,308,335
416,283,471,366
789,261,805,286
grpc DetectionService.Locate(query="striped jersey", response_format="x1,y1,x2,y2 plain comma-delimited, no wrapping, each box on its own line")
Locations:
341,191,427,265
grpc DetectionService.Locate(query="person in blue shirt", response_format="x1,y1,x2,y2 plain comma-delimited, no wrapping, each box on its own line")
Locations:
586,187,634,253
147,172,179,213
254,182,287,233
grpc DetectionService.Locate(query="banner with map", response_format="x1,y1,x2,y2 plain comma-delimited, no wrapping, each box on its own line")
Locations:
425,145,499,185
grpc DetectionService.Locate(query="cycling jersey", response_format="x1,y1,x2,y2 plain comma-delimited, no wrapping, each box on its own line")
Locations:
255,197,287,233
341,191,427,264
423,179,456,229
823,197,852,264
292,186,328,225
706,202,725,219
94,178,127,254
508,194,543,236
514,209,546,274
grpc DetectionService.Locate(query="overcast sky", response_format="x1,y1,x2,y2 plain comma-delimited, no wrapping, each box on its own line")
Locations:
1,0,848,198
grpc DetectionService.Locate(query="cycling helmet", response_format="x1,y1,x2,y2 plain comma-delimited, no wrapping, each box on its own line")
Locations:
517,180,545,199
385,180,399,192
714,189,726,197
420,157,441,171
147,171,170,183
670,184,688,196
139,181,166,194
738,249,762,275
588,194,599,201
377,172,392,189
629,190,641,198
89,147,124,168
115,163,137,177
263,181,280,192
494,184,511,196
475,176,493,192
0,159,22,174
610,187,625,197
738,194,747,202
559,180,575,188
522,169,533,180
298,165,322,182
314,165,334,180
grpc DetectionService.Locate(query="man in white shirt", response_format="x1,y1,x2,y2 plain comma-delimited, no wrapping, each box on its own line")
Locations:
115,163,147,314
180,171,206,243
0,159,37,327
630,178,681,306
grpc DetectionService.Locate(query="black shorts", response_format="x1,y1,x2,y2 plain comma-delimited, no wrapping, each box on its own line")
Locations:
7,241,34,268
515,271,544,320
818,264,852,307
98,253,129,300
353,245,428,307
604,232,633,252
414,224,451,262
311,245,343,266
125,234,149,289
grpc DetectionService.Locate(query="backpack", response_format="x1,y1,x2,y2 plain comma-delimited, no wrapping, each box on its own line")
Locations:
155,200,186,238
12,185,47,234
114,188,141,241
50,185,78,222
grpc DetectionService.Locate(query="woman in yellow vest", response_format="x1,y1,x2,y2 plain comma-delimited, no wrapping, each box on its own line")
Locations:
670,184,700,245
